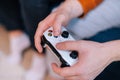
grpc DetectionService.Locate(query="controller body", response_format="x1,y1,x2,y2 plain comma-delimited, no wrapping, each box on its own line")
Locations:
42,27,78,67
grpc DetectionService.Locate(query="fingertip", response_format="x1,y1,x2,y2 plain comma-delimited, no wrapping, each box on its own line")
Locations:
38,46,43,53
52,63,58,69
35,43,42,53
53,30,60,36
56,41,68,50
37,48,42,53
56,43,63,50
52,63,59,72
34,36,43,52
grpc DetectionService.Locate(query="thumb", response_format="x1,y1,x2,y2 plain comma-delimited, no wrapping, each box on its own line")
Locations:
56,41,79,51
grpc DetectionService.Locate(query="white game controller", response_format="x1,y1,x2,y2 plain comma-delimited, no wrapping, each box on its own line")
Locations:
42,27,78,67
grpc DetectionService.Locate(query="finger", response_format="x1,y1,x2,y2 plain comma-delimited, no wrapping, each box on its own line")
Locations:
56,41,79,51
52,63,78,77
53,14,66,36
34,21,48,53
34,22,45,53
34,13,56,52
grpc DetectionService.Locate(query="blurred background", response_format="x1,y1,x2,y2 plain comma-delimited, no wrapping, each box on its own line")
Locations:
0,0,64,80
0,25,44,80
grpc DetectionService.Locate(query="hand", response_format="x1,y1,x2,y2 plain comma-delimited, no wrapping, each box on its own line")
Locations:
52,40,115,80
34,0,83,53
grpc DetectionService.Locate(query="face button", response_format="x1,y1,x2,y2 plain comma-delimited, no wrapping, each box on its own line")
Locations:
70,51,78,59
48,33,52,36
54,36,58,38
61,31,69,38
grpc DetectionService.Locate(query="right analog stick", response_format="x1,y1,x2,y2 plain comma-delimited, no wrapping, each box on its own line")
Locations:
70,51,78,59
61,31,69,38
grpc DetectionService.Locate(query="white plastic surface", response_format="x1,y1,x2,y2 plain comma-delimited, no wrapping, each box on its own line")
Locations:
43,27,78,66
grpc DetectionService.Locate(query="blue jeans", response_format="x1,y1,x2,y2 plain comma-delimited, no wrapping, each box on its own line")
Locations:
0,0,63,49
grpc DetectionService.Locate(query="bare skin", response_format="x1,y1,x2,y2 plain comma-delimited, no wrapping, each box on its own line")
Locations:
35,0,120,80
52,40,120,80
34,0,83,53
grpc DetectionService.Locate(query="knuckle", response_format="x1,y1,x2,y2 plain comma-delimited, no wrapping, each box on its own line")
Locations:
38,21,43,27
59,72,66,77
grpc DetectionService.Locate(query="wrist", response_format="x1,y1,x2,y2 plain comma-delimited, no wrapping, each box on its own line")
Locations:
103,40,120,62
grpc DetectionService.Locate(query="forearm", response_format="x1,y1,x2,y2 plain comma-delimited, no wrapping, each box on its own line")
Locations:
56,0,103,20
56,0,84,19
103,40,120,62
67,0,120,40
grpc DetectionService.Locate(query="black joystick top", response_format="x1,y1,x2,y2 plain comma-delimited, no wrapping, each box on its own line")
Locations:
61,31,69,38
70,51,78,59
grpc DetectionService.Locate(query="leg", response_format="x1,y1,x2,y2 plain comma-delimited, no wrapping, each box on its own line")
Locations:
19,0,51,79
8,30,30,65
25,52,47,80
0,0,30,65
